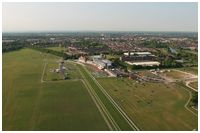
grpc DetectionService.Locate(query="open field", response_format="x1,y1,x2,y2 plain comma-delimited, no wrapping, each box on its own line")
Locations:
3,48,198,131
44,56,82,81
177,67,198,75
161,69,196,80
2,48,109,130
97,77,198,130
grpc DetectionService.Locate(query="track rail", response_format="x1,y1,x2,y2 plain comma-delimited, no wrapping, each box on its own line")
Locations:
83,66,140,131
77,65,121,131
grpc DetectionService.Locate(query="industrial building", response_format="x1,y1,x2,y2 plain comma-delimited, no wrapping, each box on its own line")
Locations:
92,55,112,69
121,51,160,66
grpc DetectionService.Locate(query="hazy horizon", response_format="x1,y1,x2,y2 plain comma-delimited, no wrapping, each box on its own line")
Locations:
3,2,198,32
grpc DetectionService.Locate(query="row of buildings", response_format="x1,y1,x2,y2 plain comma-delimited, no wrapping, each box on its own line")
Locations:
79,51,160,71
120,51,160,66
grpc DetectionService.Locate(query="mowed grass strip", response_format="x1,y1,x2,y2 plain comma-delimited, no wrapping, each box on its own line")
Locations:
97,78,198,131
3,48,109,131
77,65,134,131
34,81,109,131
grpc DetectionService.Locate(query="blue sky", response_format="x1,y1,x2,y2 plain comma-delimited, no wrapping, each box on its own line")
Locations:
2,2,198,32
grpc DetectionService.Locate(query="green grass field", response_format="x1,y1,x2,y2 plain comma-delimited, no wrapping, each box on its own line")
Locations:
3,48,109,131
97,77,198,131
77,65,136,130
3,48,198,131
43,54,82,81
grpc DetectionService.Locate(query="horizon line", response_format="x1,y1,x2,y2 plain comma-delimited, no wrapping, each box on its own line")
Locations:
3,30,198,33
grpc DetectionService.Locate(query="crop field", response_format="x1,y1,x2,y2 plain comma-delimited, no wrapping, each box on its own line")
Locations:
2,48,109,131
97,77,198,131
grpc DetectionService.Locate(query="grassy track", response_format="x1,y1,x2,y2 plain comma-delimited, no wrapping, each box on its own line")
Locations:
3,49,109,130
76,64,139,131
97,78,198,130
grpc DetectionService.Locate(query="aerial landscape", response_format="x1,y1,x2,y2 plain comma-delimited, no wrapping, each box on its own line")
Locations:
2,2,198,131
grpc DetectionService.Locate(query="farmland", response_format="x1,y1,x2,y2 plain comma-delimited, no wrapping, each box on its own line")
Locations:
97,77,198,130
2,48,109,130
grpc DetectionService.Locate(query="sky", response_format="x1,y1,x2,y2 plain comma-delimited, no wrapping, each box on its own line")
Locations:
2,2,198,32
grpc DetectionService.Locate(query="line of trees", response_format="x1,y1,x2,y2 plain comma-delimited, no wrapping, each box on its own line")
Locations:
2,41,24,53
29,47,79,60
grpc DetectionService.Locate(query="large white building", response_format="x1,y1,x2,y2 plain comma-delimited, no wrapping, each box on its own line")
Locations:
92,55,112,69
